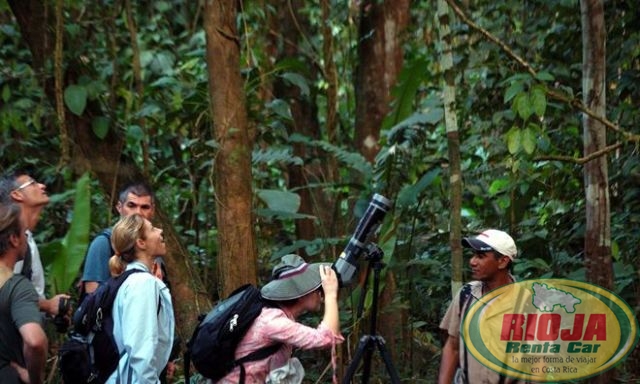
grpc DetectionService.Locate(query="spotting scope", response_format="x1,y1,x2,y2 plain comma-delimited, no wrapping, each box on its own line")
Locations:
332,193,392,285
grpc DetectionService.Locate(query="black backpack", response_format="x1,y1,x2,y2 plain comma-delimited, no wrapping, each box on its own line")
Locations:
58,269,143,383
184,284,282,383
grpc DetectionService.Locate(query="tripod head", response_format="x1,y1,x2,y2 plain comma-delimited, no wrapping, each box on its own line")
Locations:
364,243,384,263
355,243,385,324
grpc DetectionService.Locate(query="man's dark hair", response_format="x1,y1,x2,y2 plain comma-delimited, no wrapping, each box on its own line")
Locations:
0,202,22,255
493,252,514,271
117,181,155,204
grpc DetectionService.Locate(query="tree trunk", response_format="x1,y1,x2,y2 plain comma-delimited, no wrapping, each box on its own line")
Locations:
437,0,464,298
581,1,613,382
354,0,410,163
203,0,258,297
353,0,411,366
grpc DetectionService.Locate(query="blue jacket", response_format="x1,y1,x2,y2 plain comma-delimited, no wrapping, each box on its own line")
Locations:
107,261,175,384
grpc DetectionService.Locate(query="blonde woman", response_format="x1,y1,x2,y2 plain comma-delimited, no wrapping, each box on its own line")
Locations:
107,214,174,384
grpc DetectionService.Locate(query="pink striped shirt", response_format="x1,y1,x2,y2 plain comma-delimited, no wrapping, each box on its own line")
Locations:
217,306,344,383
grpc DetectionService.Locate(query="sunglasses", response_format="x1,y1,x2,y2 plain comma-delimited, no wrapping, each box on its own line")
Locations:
14,178,37,192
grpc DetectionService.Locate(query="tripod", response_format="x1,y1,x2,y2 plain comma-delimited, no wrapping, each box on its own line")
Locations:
343,244,401,384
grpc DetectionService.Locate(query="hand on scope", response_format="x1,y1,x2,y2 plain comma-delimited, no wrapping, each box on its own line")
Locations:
319,265,341,334
319,265,339,300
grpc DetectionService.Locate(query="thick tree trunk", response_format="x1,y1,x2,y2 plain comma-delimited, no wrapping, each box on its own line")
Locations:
581,1,613,382
353,0,411,366
203,0,258,297
354,0,410,163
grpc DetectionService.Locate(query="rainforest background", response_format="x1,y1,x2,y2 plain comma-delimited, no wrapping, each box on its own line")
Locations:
1,0,639,382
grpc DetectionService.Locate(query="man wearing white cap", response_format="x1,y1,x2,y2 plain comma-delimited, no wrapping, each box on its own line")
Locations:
438,229,524,384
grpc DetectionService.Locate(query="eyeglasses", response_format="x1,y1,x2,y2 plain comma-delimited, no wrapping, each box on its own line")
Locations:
14,178,36,192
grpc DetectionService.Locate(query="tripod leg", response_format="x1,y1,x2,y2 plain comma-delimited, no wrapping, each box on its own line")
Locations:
374,336,401,384
342,336,373,384
361,338,374,383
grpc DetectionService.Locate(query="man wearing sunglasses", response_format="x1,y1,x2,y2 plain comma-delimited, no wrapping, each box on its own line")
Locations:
0,171,71,317
439,229,524,384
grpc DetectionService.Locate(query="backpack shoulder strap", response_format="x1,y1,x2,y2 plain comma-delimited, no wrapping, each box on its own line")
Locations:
20,239,33,280
100,269,143,316
459,283,472,316
235,343,283,384
234,343,282,365
458,281,484,382
109,269,141,292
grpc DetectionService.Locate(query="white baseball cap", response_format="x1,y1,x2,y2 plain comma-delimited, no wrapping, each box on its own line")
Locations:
462,229,517,260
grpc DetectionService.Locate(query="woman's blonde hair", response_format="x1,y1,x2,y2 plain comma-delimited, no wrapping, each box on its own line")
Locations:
109,214,147,275
109,254,126,277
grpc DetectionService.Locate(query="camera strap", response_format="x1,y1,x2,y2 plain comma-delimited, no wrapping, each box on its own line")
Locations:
20,243,33,280
459,282,515,384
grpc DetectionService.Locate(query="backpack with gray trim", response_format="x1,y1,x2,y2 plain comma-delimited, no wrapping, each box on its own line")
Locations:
184,284,282,383
58,269,142,383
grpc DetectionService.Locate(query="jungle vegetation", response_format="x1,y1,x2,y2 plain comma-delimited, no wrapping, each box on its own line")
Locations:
1,0,638,382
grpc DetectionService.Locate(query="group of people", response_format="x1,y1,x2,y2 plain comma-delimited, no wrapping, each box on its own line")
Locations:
0,172,176,384
0,169,524,384
0,171,346,384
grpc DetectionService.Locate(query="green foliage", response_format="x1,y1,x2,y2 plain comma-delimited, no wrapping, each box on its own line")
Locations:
382,55,431,130
255,189,315,221
63,84,88,116
289,133,373,178
45,173,91,295
3,0,640,381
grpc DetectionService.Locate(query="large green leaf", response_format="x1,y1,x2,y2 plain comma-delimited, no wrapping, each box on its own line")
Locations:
92,116,110,139
265,99,293,121
48,173,91,294
383,55,429,129
2,84,10,102
522,125,538,154
513,93,532,120
506,126,522,154
530,86,547,117
488,178,510,196
63,84,88,116
396,168,441,208
535,71,555,81
503,82,523,103
256,189,301,213
280,72,310,98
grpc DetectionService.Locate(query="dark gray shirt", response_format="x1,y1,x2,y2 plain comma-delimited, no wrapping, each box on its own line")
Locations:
0,275,42,383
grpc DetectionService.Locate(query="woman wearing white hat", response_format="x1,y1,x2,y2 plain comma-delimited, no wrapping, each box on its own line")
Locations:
218,254,344,384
